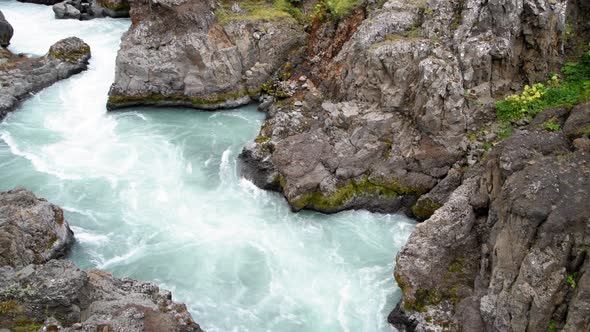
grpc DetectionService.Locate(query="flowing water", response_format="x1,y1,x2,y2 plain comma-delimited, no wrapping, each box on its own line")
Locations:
0,2,415,331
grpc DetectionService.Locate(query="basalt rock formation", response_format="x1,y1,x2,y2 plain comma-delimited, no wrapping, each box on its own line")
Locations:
0,187,203,332
391,104,590,331
239,0,584,215
107,0,305,110
0,10,13,48
0,36,91,120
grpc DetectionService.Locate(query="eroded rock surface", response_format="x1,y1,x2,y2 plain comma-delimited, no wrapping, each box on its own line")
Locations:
107,0,305,110
0,36,91,120
0,187,203,332
392,104,590,331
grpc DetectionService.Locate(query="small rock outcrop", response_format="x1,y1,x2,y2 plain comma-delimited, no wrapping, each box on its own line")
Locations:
0,36,91,120
53,0,130,20
391,104,590,331
0,10,13,48
0,187,74,268
0,187,203,332
107,0,305,110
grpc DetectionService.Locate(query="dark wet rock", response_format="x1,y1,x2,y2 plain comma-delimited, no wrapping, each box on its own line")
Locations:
0,11,13,48
53,0,130,20
107,0,305,110
0,36,91,120
0,187,73,268
392,107,590,331
564,102,590,140
0,187,203,332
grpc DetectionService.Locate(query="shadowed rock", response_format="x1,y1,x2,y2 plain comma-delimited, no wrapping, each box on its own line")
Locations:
0,11,13,48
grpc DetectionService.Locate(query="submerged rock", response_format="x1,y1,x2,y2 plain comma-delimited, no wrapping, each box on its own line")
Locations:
0,36,91,120
392,105,590,331
107,0,305,110
0,187,203,332
0,11,13,48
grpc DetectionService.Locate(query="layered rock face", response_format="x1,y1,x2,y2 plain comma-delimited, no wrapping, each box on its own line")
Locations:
0,11,13,48
0,187,203,332
240,0,579,215
0,36,91,120
392,104,590,331
107,0,305,110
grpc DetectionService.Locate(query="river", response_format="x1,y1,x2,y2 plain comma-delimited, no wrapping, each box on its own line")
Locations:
0,2,415,331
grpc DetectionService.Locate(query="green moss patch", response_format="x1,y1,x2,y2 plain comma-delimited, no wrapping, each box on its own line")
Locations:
289,175,425,211
215,0,296,25
107,90,249,109
411,198,442,220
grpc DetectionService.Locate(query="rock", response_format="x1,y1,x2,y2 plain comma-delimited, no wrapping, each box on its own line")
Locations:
0,260,203,332
0,11,13,48
0,187,203,332
392,107,590,331
52,0,129,20
96,0,129,17
53,2,81,20
0,37,91,120
564,102,590,139
107,0,305,111
0,187,74,268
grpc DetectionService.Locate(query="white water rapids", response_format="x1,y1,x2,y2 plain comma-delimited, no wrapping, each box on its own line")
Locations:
0,2,415,331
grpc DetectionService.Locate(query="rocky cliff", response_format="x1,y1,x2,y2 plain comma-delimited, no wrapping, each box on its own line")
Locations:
107,0,305,110
239,0,585,216
391,103,590,332
0,187,203,332
0,35,91,120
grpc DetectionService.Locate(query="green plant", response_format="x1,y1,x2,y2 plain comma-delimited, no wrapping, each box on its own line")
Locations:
566,273,577,289
323,0,359,22
543,117,562,132
548,320,557,332
496,45,590,121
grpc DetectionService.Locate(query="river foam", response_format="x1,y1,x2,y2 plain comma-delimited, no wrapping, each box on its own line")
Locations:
0,2,415,331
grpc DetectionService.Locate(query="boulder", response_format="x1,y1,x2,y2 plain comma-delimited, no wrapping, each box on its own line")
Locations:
53,2,82,20
0,187,74,268
0,10,13,48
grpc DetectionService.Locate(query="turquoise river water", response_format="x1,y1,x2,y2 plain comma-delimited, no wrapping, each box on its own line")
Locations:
0,2,415,331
